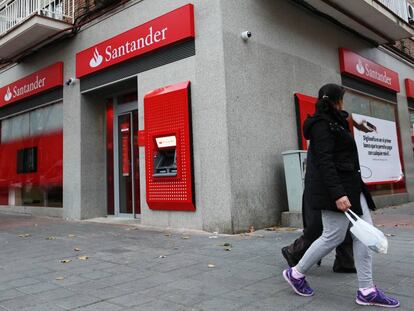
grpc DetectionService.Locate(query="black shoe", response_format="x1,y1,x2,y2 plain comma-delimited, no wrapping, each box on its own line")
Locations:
281,246,298,267
332,265,357,273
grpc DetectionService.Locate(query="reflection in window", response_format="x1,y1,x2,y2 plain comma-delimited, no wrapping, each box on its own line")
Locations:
0,102,63,208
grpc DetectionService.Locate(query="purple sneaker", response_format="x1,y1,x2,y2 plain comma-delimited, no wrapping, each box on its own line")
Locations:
282,267,314,297
356,287,400,308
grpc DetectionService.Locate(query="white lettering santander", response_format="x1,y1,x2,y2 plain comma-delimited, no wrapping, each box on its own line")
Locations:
94,27,168,67
105,46,112,62
363,63,392,86
10,76,47,99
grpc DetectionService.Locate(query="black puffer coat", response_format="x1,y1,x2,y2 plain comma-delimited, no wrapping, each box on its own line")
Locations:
303,110,376,215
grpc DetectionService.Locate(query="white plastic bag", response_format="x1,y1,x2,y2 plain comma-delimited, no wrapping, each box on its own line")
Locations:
345,209,388,254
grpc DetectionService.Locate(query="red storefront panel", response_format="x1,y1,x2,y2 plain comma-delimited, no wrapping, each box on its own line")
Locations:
0,62,63,108
294,93,316,150
143,81,195,211
405,78,414,99
106,100,114,215
76,4,195,78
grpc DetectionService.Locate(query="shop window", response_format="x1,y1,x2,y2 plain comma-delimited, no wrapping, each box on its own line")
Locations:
0,102,63,208
17,147,37,174
343,90,405,196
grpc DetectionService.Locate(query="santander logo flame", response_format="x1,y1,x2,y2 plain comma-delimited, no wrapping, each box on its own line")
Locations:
4,87,12,102
89,48,103,68
356,59,365,75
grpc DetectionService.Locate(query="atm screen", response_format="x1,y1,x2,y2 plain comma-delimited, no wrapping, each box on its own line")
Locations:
160,152,175,167
153,149,177,177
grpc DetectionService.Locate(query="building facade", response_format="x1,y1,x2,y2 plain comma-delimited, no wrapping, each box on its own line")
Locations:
0,0,414,233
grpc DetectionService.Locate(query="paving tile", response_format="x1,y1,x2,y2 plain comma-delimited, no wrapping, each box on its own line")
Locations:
54,294,103,310
161,288,215,306
107,292,156,307
76,301,124,311
80,270,113,280
0,289,24,301
193,297,248,311
80,285,134,300
128,299,186,311
31,287,77,302
0,294,46,310
17,281,61,294
19,302,66,311
0,277,41,291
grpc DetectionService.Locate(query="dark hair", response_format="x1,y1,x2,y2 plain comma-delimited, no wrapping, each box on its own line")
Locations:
315,83,345,113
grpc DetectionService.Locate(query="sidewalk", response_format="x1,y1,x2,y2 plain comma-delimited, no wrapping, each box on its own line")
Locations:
0,204,413,311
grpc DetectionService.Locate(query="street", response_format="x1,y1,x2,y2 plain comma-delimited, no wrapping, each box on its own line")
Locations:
0,205,413,311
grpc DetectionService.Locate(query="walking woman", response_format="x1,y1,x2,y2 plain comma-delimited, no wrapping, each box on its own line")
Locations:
283,83,400,308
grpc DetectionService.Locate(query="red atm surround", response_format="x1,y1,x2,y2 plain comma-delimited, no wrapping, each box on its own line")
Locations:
141,81,195,211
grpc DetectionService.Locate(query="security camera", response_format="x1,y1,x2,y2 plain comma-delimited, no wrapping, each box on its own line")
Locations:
65,78,77,86
241,31,252,40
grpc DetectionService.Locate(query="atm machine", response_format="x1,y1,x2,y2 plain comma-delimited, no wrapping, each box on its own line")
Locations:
140,81,195,211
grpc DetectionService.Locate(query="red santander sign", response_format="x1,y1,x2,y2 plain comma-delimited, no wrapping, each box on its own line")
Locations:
0,62,63,108
76,4,195,78
339,48,400,92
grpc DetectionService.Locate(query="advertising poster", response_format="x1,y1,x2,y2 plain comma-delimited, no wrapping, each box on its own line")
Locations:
352,113,403,184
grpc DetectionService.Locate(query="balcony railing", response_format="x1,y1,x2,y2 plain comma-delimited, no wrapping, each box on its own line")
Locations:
376,0,409,22
0,0,74,36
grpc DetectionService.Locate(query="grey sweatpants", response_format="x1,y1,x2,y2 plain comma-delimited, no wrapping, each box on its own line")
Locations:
296,193,373,288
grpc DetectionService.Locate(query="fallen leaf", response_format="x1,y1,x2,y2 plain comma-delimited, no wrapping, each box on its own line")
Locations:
55,276,64,280
285,228,298,231
224,248,232,251
46,236,56,240
181,236,190,240
385,233,396,237
223,242,232,247
18,234,31,238
377,224,385,227
74,248,81,252
164,233,172,237
207,264,215,268
158,255,167,258
248,226,255,233
60,259,71,264
78,256,89,261
68,234,76,238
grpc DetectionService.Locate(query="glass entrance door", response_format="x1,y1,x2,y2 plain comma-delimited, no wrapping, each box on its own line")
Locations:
115,109,139,216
